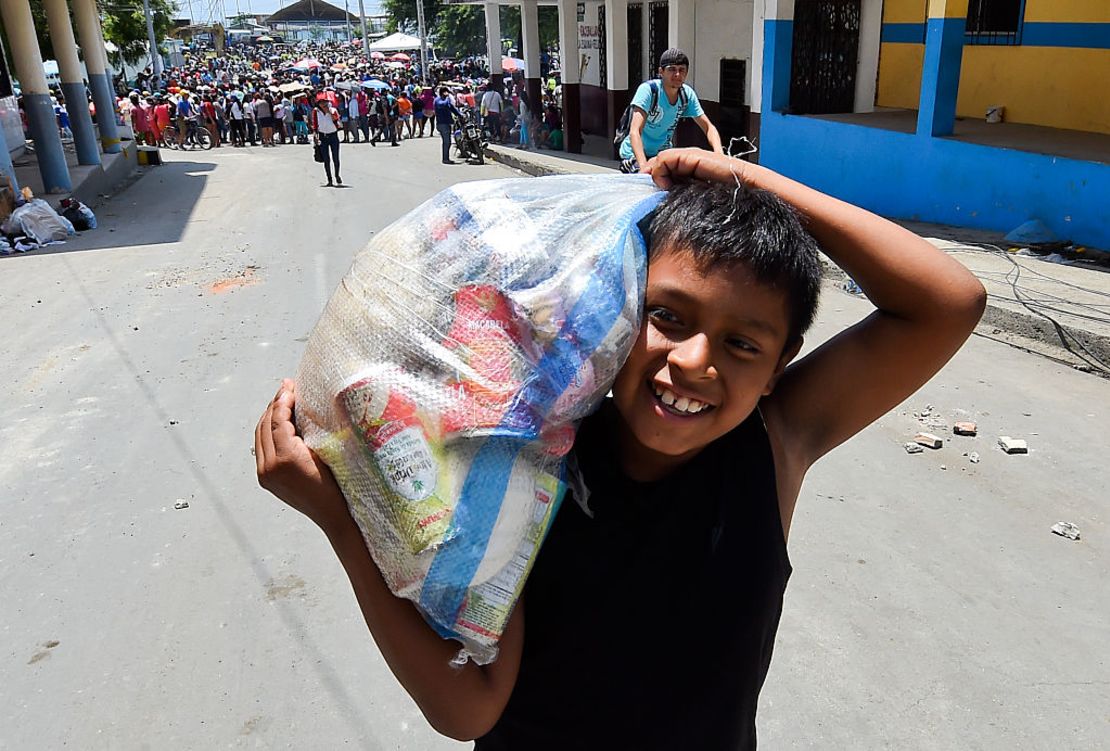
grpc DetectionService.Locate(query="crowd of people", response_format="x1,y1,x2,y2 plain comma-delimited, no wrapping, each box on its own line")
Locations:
37,39,567,178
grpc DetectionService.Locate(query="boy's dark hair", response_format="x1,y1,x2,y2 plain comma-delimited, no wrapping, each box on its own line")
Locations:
647,180,821,344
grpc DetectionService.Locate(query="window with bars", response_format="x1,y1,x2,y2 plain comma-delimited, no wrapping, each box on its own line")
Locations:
966,0,1024,46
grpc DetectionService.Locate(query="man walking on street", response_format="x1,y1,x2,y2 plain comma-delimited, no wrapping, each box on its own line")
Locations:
434,86,463,164
618,48,723,173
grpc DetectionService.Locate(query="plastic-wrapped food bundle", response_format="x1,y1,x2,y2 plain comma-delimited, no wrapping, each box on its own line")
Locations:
296,174,664,664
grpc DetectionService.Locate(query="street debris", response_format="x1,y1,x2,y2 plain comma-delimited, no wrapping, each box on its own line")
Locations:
904,442,924,454
1050,521,1080,541
998,436,1029,454
968,451,980,464
842,278,863,295
174,500,190,510
953,421,978,436
914,432,943,449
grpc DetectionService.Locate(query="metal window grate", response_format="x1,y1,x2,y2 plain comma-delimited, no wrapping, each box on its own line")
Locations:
648,1,668,74
598,5,607,88
628,3,644,88
966,0,1023,45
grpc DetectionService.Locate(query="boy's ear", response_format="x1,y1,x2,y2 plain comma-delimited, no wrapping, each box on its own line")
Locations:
762,337,804,396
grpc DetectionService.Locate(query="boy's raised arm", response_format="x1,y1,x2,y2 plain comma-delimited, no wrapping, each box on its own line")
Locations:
255,381,523,741
648,149,986,468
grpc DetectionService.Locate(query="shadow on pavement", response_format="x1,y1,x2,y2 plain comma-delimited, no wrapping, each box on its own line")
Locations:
1,159,216,259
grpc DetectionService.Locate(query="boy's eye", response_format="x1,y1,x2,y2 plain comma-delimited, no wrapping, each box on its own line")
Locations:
728,338,760,354
647,306,680,325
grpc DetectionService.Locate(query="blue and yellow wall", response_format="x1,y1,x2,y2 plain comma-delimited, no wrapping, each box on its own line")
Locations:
757,0,1110,249
878,0,1110,134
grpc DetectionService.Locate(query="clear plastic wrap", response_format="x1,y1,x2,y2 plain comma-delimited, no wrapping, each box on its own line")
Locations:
296,174,663,664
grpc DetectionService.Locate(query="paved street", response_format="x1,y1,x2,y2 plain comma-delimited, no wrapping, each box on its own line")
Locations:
2,139,1106,749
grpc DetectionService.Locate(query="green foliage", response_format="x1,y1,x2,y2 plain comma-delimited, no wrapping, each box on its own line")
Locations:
24,0,177,66
99,0,178,66
381,1,559,58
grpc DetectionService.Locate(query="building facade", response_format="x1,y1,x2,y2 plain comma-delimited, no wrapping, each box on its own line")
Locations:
475,0,1106,248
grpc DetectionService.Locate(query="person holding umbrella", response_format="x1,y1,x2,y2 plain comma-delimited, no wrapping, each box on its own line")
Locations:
310,96,342,186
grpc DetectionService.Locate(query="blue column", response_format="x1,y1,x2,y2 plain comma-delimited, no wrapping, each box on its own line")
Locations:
917,16,966,137
43,0,101,165
24,94,73,192
62,82,101,165
0,0,72,192
87,73,122,154
72,0,121,154
762,18,794,114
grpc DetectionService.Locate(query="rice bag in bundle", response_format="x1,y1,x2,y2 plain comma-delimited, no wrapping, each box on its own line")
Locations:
296,174,664,664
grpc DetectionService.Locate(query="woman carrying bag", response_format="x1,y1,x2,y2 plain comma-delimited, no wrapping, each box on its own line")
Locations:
311,97,342,187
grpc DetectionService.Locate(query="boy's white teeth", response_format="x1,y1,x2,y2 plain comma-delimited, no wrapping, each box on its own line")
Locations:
653,386,707,414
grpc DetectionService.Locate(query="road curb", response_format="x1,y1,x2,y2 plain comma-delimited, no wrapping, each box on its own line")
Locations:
483,145,582,177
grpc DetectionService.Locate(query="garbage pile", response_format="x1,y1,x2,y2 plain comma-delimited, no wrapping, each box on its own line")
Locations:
296,174,664,664
0,186,96,255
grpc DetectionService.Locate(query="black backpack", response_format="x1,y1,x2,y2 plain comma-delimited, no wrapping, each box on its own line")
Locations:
613,80,688,146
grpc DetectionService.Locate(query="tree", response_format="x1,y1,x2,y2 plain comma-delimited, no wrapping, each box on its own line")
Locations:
382,0,560,59
24,0,177,66
99,0,178,67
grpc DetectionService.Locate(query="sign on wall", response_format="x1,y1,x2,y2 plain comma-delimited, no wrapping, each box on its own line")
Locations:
577,1,601,86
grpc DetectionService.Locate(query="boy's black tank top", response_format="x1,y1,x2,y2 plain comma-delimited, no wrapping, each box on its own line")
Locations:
477,401,791,750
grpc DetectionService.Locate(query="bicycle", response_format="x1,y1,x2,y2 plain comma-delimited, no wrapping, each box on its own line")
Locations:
162,119,214,150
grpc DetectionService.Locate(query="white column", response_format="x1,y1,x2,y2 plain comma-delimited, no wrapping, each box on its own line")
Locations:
521,0,541,80
72,0,121,153
485,2,503,78
604,0,629,91
43,0,101,165
557,0,579,85
750,0,766,113
854,0,883,113
0,0,72,190
668,0,696,88
72,0,107,78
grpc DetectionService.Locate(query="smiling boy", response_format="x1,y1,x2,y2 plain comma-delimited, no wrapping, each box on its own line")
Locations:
256,149,986,749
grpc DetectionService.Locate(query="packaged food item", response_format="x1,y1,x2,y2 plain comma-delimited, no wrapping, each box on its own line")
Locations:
296,174,663,663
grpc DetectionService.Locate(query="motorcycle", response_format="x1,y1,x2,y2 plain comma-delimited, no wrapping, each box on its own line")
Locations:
453,111,488,165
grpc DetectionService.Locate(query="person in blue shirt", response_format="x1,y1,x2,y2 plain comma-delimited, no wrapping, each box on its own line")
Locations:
175,91,195,148
618,48,723,173
433,86,463,165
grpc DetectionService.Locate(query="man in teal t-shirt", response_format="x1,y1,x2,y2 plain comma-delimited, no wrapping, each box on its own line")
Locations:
618,48,723,173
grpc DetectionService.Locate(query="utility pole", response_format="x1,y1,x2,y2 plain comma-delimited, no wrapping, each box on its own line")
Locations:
358,0,370,59
345,0,352,44
415,0,428,84
142,0,163,89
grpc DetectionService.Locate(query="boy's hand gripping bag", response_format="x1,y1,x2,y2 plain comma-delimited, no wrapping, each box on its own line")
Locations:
296,174,663,664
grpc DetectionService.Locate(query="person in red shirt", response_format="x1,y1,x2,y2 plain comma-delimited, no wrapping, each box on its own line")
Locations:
201,95,221,147
152,96,173,147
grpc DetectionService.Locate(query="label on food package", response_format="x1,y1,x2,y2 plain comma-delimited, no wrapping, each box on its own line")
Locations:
340,374,455,555
454,471,566,645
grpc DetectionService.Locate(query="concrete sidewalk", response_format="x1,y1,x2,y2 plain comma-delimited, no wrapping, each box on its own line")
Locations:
486,144,1110,377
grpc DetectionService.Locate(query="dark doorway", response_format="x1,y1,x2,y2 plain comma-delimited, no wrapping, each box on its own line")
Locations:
648,1,668,74
718,58,748,155
628,3,644,88
789,0,861,114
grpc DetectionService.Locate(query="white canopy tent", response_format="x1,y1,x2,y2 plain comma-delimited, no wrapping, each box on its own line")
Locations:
365,32,426,52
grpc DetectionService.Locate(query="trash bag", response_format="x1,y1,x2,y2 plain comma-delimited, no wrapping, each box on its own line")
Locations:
296,174,663,664
60,198,97,231
3,198,74,243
